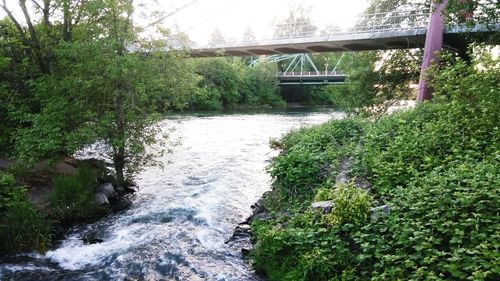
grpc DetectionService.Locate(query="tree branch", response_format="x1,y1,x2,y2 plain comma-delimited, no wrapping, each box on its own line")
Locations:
0,0,28,44
19,0,49,73
31,0,42,9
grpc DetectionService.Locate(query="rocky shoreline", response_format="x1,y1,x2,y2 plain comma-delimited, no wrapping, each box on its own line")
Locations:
225,192,272,257
227,155,392,260
0,157,137,244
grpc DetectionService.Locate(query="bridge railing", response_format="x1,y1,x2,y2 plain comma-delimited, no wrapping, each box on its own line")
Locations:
199,8,430,49
278,71,345,77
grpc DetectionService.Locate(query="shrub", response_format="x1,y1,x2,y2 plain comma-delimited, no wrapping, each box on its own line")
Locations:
267,118,365,211
0,187,52,252
323,183,372,226
313,186,333,201
0,171,17,212
354,98,498,199
352,160,500,280
251,214,357,281
50,165,98,224
251,44,499,280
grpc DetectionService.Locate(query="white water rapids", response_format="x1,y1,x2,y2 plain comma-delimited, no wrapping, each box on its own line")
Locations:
0,110,342,280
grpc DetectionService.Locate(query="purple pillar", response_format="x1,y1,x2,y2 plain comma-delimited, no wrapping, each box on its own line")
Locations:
417,0,447,102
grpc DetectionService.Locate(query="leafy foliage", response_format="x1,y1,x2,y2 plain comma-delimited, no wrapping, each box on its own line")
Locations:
266,118,366,211
0,172,52,253
191,58,284,110
273,4,317,39
353,161,500,280
0,171,17,213
0,0,202,188
251,45,499,280
443,0,499,27
321,183,372,226
324,49,421,117
49,165,98,225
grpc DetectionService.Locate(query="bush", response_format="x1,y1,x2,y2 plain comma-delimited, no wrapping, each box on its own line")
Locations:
0,171,17,212
0,187,52,253
251,46,499,280
352,160,500,280
313,186,333,201
191,58,283,110
355,94,497,200
50,165,98,224
251,214,357,281
322,183,372,226
266,118,365,211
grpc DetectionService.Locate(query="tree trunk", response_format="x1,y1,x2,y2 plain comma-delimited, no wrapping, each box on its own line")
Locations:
62,0,71,41
19,0,49,74
113,91,126,190
113,145,125,191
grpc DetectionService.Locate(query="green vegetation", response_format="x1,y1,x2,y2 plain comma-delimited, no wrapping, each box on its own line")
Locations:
50,165,99,225
0,172,52,252
250,46,499,280
267,118,365,210
0,164,105,252
190,58,284,110
0,1,283,187
314,48,422,116
0,0,279,254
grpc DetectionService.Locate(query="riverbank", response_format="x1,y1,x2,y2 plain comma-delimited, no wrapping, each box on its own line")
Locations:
1,110,338,279
0,157,135,253
248,83,499,279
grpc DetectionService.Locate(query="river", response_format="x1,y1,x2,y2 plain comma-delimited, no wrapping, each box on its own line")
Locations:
0,109,342,281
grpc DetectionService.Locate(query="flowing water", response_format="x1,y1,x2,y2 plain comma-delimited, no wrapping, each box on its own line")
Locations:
0,109,342,281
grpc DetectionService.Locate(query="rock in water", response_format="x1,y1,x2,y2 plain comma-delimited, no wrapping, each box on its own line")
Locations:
95,193,109,205
97,183,115,197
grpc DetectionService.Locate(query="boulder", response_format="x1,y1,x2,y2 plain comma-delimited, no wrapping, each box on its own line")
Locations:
354,177,372,190
95,192,109,205
335,157,353,185
371,205,390,220
241,248,252,255
238,224,251,231
253,212,273,221
111,197,132,211
97,183,115,197
311,201,334,213
124,184,139,193
82,231,104,244
251,199,266,216
55,162,78,175
0,157,11,170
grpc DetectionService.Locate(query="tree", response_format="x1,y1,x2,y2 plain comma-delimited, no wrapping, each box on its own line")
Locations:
194,58,241,109
317,0,429,116
208,27,226,47
0,0,198,188
443,0,498,27
273,4,317,39
242,26,256,42
321,24,341,36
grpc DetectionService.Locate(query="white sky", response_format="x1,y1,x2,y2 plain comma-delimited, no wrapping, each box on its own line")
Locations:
142,0,370,44
1,0,370,45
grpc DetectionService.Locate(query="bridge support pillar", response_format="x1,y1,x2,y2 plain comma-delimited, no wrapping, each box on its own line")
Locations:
417,0,447,102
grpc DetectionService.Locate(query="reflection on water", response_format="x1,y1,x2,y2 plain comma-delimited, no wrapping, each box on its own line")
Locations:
0,109,343,280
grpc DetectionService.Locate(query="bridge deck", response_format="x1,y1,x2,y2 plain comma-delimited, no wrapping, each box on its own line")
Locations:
190,24,499,57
